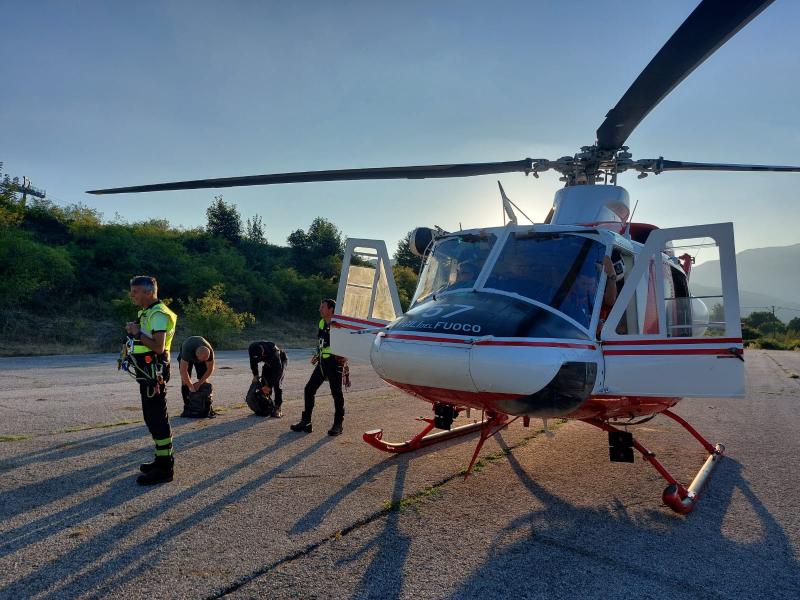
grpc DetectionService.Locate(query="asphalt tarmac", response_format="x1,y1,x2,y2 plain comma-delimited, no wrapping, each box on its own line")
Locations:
0,349,798,599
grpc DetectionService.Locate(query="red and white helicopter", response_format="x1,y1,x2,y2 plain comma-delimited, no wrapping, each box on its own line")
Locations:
91,0,799,514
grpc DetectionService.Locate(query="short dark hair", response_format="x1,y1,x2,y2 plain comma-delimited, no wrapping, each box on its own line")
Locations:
130,275,157,293
321,298,336,310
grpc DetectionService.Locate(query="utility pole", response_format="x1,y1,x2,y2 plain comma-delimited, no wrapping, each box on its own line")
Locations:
771,305,777,337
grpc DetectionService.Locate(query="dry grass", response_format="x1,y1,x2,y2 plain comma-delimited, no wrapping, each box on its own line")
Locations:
0,310,317,357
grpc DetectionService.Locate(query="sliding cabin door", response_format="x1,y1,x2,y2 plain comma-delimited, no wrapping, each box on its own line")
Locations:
600,224,744,397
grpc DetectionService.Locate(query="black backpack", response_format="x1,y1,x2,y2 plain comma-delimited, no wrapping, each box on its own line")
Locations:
182,383,215,418
245,382,275,417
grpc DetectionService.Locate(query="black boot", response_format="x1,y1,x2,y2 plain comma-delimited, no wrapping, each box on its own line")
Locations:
139,458,158,473
136,456,174,485
327,420,343,436
290,411,312,433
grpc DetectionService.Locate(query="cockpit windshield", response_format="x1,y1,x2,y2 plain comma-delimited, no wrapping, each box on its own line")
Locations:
414,233,497,304
484,233,606,328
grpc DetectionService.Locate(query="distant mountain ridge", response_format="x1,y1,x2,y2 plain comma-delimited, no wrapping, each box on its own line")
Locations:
689,243,800,321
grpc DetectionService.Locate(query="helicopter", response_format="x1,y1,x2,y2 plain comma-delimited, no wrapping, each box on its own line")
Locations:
89,0,800,514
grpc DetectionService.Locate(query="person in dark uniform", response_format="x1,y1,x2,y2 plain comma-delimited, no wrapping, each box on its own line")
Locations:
178,335,215,415
125,275,178,486
248,340,287,418
290,298,346,436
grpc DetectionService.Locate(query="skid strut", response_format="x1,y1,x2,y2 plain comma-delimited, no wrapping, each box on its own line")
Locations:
364,412,516,477
363,418,487,454
584,410,724,515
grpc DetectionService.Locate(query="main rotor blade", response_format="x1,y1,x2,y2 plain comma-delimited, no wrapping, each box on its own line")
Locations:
653,159,800,173
87,159,537,195
596,0,774,151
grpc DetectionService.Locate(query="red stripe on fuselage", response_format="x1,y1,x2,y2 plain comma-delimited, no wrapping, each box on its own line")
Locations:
383,333,596,350
332,322,363,331
603,348,742,356
602,337,742,346
332,314,385,328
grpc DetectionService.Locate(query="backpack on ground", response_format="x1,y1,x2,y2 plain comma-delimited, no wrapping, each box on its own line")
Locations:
182,382,215,418
245,382,275,417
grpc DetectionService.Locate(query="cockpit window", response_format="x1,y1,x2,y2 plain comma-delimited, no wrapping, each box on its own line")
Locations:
414,233,497,304
484,233,606,328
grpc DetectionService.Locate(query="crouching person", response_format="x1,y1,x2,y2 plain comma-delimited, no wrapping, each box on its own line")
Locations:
247,341,288,417
179,335,215,418
126,275,177,486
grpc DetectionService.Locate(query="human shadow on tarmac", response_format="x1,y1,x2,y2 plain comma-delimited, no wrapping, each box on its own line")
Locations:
0,415,261,558
1,425,148,471
0,410,234,471
449,440,799,600
1,431,332,599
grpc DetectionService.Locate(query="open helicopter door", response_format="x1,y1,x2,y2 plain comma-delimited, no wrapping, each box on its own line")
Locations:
331,238,403,363
600,223,744,397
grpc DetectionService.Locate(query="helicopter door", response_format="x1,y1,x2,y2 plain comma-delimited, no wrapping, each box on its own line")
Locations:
331,238,403,363
600,223,744,397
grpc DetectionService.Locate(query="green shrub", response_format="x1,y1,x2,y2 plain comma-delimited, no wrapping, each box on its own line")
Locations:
0,229,75,306
754,337,789,351
179,284,255,348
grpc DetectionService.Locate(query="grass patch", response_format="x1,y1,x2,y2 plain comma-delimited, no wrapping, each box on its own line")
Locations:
0,434,30,442
212,403,246,414
61,419,142,433
383,484,444,512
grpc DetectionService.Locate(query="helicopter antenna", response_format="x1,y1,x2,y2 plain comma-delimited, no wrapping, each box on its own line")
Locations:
623,199,639,238
497,181,535,225
498,181,517,225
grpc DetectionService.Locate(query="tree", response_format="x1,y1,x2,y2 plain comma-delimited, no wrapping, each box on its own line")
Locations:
393,265,419,311
744,310,785,336
63,203,102,227
0,164,23,228
206,195,242,243
709,303,725,324
787,316,800,334
394,230,423,274
288,217,344,278
245,214,267,244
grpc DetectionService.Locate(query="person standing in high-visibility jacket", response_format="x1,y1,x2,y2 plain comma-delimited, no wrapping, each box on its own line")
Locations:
290,298,346,436
125,275,178,485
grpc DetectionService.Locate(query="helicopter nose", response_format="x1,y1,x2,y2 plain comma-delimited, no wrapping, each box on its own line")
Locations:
371,332,599,416
368,292,600,415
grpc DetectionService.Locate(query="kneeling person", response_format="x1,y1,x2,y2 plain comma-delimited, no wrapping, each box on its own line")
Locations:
179,335,215,417
248,341,287,418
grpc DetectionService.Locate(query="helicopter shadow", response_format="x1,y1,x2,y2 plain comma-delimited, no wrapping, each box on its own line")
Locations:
290,429,481,536
289,432,494,600
448,438,800,599
338,460,412,600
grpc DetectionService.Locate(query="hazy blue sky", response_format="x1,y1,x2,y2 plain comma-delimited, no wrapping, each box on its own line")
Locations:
2,0,798,252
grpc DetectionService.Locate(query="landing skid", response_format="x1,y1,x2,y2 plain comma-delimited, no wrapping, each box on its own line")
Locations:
363,412,516,477
584,408,725,515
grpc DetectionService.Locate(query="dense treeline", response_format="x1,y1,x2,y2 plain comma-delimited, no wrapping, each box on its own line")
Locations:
0,166,420,353
741,310,800,350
